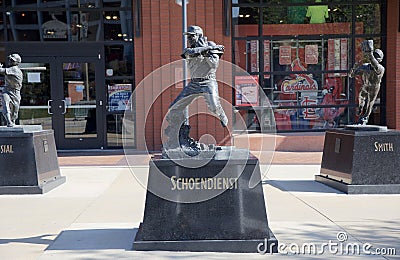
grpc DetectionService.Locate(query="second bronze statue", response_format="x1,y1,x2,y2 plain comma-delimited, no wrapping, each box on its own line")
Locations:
0,53,23,127
349,40,385,125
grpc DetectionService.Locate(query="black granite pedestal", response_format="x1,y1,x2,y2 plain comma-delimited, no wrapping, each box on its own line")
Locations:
0,125,65,194
316,126,400,194
133,149,278,253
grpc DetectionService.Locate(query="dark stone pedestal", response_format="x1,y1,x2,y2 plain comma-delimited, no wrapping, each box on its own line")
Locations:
133,150,278,253
0,125,65,194
316,126,400,194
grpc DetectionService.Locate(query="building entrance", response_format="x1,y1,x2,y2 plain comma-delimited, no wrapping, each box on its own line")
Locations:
7,43,106,149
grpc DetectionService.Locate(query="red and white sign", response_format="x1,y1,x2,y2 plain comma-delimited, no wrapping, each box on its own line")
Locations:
305,45,318,64
281,59,318,94
301,96,319,120
327,38,348,77
250,40,258,72
279,45,292,65
340,38,348,76
264,40,270,78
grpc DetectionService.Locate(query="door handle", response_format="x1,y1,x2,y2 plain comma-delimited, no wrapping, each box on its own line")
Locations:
61,100,67,114
47,100,53,115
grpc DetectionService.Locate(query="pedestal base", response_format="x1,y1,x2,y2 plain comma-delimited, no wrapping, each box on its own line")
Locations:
0,175,66,194
0,125,65,194
317,127,400,194
315,175,400,194
133,150,278,253
134,227,278,253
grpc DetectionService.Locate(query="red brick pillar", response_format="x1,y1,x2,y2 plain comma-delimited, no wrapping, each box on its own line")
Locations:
386,0,400,129
134,0,232,151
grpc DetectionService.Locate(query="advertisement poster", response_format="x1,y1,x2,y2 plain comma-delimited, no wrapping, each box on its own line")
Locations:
250,40,259,72
305,45,318,64
235,75,259,106
264,40,270,78
279,45,292,65
108,84,132,112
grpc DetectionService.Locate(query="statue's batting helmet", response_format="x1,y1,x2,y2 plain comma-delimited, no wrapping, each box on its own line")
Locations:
8,53,22,64
183,25,203,36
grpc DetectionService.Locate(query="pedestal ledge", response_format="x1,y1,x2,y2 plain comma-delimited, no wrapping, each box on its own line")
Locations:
0,125,43,133
344,124,388,132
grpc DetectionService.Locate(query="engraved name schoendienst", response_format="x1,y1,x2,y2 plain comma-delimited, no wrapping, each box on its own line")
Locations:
170,176,239,191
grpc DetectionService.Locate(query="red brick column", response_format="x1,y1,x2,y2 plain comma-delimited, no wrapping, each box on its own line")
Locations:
134,0,232,151
386,0,400,129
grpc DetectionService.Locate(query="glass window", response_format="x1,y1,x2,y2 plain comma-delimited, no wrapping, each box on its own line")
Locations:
69,11,101,41
104,10,133,41
287,2,308,24
107,113,126,147
6,0,36,6
263,6,287,25
262,5,353,36
69,0,99,8
233,1,385,132
0,14,3,41
356,4,381,34
234,39,259,73
105,44,133,76
41,12,68,41
39,0,66,8
103,0,131,8
6,11,41,41
329,5,352,23
6,10,102,42
232,6,259,37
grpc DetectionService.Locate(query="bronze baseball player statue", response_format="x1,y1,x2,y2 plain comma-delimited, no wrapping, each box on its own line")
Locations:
164,25,227,155
349,40,385,125
0,54,23,127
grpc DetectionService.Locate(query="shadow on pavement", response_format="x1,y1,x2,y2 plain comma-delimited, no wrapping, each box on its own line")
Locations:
45,228,137,251
264,180,344,194
0,234,55,246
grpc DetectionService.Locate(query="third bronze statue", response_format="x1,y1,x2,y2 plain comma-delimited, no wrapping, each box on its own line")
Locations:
164,25,227,156
349,40,385,125
0,53,23,127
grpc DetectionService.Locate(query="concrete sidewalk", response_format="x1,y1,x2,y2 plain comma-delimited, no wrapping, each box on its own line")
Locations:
0,154,399,259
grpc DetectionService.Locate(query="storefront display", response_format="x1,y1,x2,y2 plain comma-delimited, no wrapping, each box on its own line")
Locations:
232,0,384,132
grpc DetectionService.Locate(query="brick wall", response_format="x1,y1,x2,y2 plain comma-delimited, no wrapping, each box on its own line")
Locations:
386,0,400,129
134,0,232,151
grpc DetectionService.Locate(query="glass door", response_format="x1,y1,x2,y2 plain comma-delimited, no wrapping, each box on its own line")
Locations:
18,60,53,131
55,57,105,149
